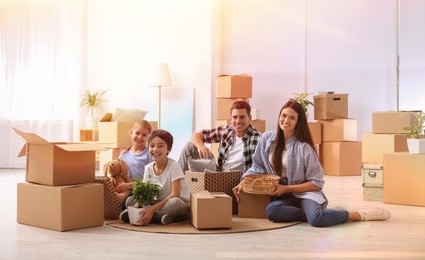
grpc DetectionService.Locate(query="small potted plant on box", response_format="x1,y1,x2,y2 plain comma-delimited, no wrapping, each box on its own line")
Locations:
79,89,108,129
293,93,314,119
403,111,425,154
127,178,162,226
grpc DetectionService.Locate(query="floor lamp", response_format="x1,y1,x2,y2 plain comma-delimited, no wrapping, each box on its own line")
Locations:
149,63,172,129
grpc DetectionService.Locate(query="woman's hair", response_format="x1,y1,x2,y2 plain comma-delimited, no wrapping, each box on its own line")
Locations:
148,129,174,152
132,119,152,133
230,100,251,116
272,99,315,176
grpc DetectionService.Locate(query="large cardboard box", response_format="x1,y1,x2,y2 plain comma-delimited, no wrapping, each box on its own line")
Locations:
185,170,243,214
17,183,104,231
318,119,357,142
362,133,408,164
216,74,252,98
251,120,266,133
308,122,322,145
98,113,133,148
319,141,362,176
190,191,232,229
313,94,348,120
13,128,103,186
383,153,425,207
216,98,249,120
238,191,270,218
372,111,420,134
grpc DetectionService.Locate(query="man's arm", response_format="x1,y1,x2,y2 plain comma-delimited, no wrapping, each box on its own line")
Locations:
191,132,213,159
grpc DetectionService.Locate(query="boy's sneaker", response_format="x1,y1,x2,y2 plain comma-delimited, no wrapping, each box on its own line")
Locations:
355,208,391,221
125,196,135,208
119,209,130,223
160,214,175,225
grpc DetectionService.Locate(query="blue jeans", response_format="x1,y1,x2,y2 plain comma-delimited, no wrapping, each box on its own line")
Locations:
265,193,349,227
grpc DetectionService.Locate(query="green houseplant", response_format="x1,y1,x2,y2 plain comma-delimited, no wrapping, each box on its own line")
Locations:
403,111,425,154
79,89,108,129
293,92,314,113
127,178,162,225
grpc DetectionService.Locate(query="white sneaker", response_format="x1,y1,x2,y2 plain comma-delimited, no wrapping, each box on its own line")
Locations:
355,208,391,221
125,196,135,208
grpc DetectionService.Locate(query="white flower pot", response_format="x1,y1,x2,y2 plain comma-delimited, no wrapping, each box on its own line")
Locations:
85,116,99,129
128,205,148,226
407,138,425,155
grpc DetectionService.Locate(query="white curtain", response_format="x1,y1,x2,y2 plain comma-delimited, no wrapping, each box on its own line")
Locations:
0,0,86,168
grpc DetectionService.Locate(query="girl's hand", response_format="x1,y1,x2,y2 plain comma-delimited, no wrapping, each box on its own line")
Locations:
270,183,287,197
232,180,245,203
138,206,155,226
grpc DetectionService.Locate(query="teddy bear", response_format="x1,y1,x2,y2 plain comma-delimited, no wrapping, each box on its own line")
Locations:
103,159,132,203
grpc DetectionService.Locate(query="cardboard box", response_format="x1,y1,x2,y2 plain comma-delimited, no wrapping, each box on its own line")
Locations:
17,183,104,231
238,191,270,218
319,141,362,176
251,120,266,133
318,119,357,142
185,170,243,214
190,191,232,229
216,74,252,98
149,121,159,131
362,133,408,164
98,113,134,148
308,122,322,145
13,128,103,186
99,148,123,171
383,153,425,206
313,94,348,120
372,111,420,134
216,98,249,120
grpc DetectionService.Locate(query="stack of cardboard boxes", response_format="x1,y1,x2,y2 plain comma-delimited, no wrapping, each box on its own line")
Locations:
361,111,412,201
312,94,362,176
13,128,105,232
363,111,425,206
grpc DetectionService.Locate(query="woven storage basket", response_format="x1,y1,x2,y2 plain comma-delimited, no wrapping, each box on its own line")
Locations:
313,94,348,120
243,174,280,194
94,176,122,220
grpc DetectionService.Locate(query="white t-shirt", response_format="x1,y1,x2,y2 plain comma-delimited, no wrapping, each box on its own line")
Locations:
222,136,244,172
143,158,190,203
268,150,288,178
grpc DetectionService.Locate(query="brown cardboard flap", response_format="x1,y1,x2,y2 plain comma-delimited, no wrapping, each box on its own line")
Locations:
13,127,50,145
56,143,106,152
99,113,113,122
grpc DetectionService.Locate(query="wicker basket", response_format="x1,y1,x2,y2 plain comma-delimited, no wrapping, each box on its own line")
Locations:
243,174,281,194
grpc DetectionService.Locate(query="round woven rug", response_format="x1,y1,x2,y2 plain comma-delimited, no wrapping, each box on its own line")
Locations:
106,216,300,234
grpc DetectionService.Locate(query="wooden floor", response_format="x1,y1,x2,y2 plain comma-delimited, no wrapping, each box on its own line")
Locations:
1,168,425,259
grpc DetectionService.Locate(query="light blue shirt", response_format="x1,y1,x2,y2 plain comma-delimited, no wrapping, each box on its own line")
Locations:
119,148,152,181
244,130,328,206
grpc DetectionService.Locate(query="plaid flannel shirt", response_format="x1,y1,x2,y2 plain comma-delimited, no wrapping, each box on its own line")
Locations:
199,124,261,172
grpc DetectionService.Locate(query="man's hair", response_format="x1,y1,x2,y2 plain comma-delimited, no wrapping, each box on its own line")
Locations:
230,100,251,115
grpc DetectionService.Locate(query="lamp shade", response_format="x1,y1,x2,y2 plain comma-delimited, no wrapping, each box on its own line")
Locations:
148,63,172,87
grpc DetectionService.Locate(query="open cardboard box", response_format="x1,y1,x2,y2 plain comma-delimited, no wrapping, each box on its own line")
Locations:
98,113,134,148
13,128,105,186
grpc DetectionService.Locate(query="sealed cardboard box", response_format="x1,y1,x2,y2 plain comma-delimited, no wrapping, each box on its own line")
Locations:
216,74,252,98
17,183,104,231
98,113,134,148
383,153,425,207
318,119,357,142
216,98,249,120
13,128,103,186
362,133,408,164
372,111,420,134
238,191,270,218
308,122,322,145
313,94,348,120
190,191,232,229
319,141,362,176
185,170,243,214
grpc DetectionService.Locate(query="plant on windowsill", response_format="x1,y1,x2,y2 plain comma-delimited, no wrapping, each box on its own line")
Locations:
403,111,425,154
127,178,162,226
79,89,108,129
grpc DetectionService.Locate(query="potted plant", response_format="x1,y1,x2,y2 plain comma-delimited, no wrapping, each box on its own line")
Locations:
79,89,108,129
293,92,314,119
127,178,162,226
403,111,425,154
